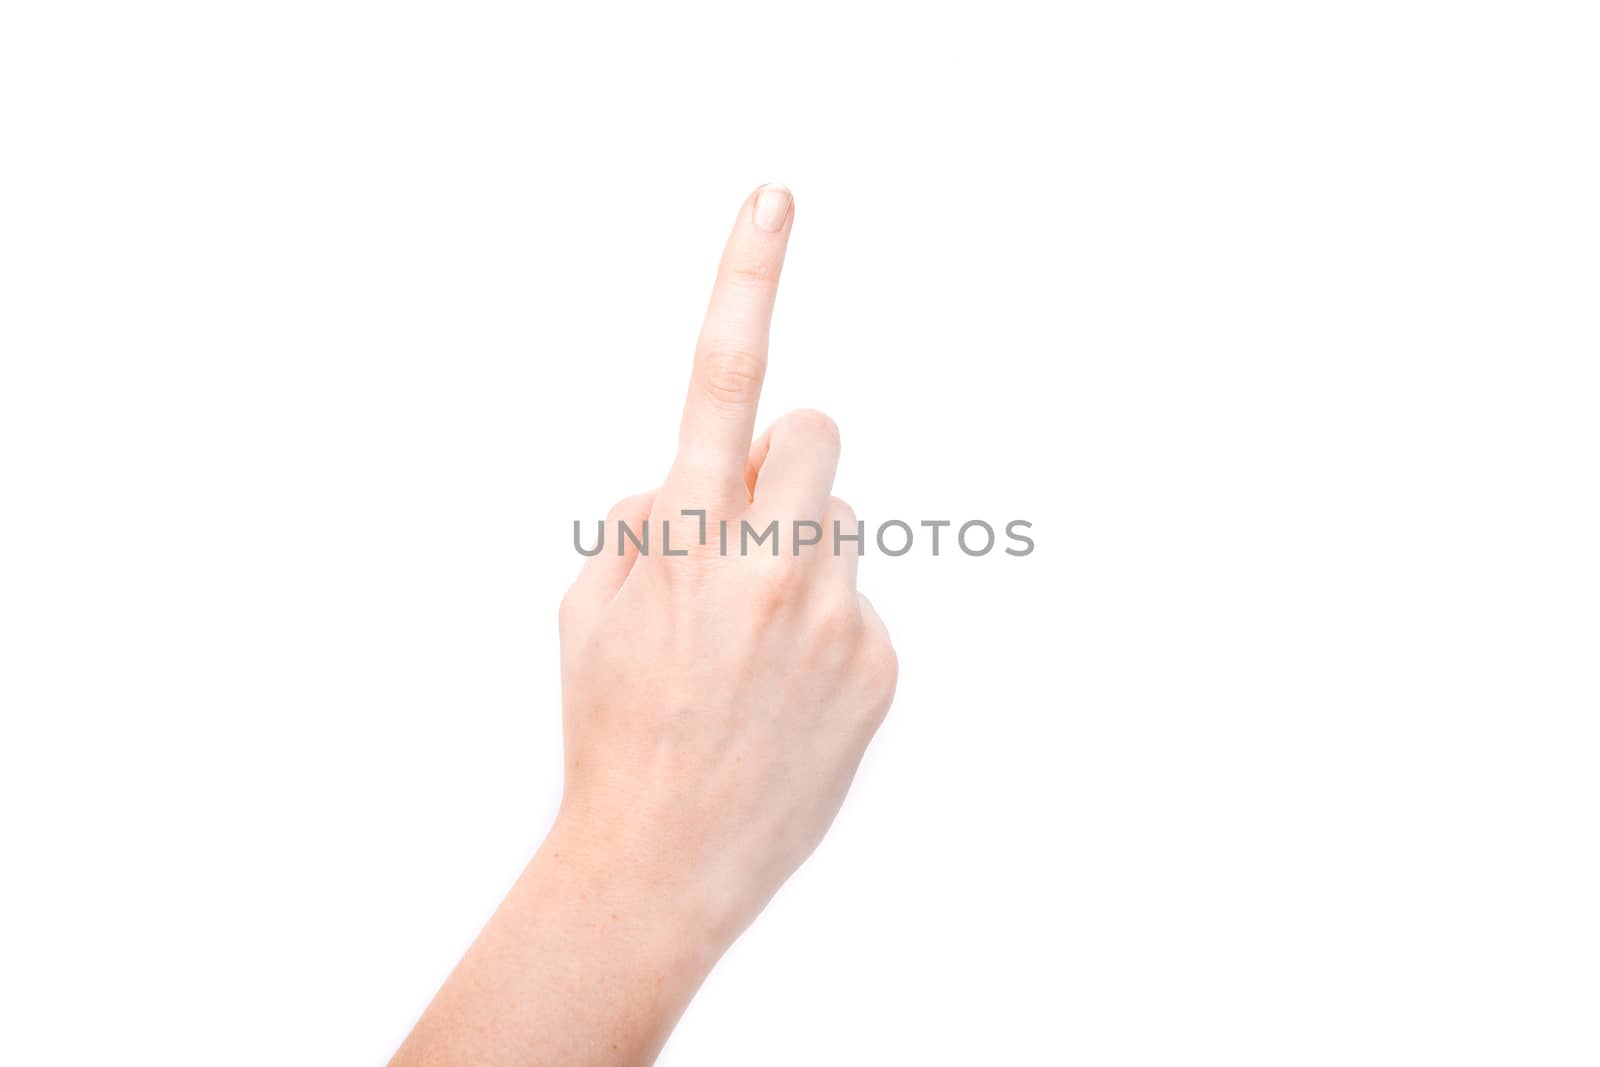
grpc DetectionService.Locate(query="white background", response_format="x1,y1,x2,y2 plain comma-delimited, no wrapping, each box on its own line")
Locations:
2,3,1597,1064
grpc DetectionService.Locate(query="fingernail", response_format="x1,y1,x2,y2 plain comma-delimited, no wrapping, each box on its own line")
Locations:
753,184,792,232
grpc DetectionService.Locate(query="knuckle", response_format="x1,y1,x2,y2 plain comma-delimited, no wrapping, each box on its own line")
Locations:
606,494,644,523
557,588,583,629
779,408,840,450
864,637,900,706
816,594,862,639
725,256,778,288
825,495,857,528
751,556,803,605
700,348,766,407
880,641,900,691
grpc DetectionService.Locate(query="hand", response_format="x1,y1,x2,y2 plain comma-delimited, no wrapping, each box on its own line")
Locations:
557,182,897,947
393,185,897,1067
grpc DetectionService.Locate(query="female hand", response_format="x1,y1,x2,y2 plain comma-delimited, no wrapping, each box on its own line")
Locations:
394,185,897,1067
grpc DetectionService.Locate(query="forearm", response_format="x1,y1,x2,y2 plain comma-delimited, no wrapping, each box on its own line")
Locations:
390,815,723,1067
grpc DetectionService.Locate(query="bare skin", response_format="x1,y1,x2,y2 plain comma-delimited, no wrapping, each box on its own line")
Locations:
391,185,897,1067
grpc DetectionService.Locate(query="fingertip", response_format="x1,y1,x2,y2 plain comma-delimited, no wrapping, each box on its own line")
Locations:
753,183,793,233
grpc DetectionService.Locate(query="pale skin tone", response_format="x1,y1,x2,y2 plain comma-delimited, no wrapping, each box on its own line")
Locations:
390,185,897,1067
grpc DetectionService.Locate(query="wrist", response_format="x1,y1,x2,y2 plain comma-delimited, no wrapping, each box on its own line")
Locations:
539,806,737,976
